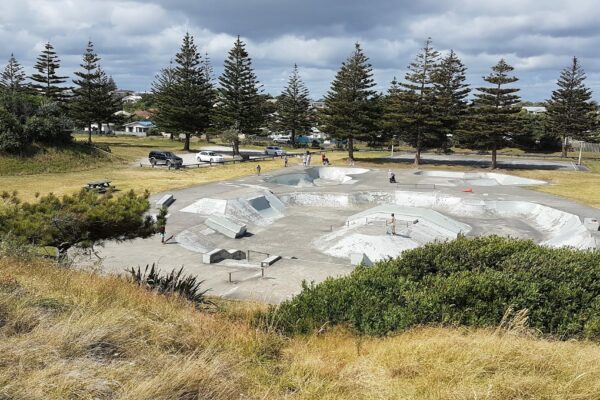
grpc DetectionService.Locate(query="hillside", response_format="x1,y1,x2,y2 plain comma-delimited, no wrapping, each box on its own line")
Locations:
1,256,599,399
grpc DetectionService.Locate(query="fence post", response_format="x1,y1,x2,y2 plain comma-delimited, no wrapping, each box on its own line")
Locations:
228,272,232,283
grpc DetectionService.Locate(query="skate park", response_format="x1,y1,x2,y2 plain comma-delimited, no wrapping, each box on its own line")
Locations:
96,163,600,304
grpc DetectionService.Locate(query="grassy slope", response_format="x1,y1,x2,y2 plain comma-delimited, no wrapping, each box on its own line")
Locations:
1,257,599,400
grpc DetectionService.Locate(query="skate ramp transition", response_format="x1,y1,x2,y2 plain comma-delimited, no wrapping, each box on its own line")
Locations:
394,191,596,249
347,204,471,238
180,191,286,226
414,170,546,186
267,167,369,187
282,190,596,250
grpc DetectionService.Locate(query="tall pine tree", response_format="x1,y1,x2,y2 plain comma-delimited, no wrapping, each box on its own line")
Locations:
0,54,31,122
70,41,102,144
432,50,470,149
546,57,597,157
321,43,378,159
95,69,121,135
470,59,521,169
217,36,263,155
277,64,312,146
153,33,214,151
0,54,27,93
30,42,68,102
384,38,443,165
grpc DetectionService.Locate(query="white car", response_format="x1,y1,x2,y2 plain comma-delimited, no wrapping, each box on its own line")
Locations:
196,151,225,163
264,146,286,156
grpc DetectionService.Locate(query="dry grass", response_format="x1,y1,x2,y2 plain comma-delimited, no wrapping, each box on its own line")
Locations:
1,256,600,399
515,160,600,208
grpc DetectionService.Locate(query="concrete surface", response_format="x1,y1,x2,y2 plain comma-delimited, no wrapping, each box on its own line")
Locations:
83,164,600,304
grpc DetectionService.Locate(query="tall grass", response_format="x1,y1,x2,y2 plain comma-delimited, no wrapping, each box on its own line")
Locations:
1,256,600,399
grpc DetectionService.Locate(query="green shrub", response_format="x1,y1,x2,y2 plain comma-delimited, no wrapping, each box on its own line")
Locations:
269,236,600,339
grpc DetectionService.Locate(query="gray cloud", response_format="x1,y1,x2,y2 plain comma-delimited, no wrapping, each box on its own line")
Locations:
0,0,598,101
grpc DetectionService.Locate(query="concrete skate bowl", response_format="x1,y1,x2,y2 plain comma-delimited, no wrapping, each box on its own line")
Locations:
267,167,369,187
284,190,597,251
314,204,472,262
414,170,546,186
393,191,596,249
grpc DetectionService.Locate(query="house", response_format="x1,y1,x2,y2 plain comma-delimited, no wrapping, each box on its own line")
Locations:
122,94,142,103
522,106,547,114
83,123,116,134
310,101,326,110
133,110,155,119
123,120,155,136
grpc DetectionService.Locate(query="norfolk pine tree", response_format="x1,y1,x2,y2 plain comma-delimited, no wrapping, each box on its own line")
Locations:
30,42,68,102
384,38,444,165
470,59,521,169
0,54,31,122
70,41,102,144
277,64,312,146
321,43,378,159
95,69,121,135
217,36,263,155
546,57,597,157
432,49,470,149
153,33,213,151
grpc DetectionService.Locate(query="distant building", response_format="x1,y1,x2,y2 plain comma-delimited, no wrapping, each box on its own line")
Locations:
124,120,155,135
522,106,547,114
133,110,155,119
310,101,326,110
122,94,142,103
83,123,116,133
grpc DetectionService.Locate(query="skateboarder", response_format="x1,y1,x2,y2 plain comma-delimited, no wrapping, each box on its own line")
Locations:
256,164,262,175
387,213,397,235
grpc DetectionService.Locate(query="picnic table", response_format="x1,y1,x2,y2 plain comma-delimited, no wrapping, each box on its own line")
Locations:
85,180,114,193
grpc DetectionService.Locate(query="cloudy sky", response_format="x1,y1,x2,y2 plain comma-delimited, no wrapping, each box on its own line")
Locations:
1,0,599,101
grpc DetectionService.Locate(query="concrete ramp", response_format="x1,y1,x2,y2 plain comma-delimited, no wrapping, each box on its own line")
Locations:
181,198,227,215
206,215,247,239
414,170,546,186
348,204,471,237
393,191,596,250
268,167,369,187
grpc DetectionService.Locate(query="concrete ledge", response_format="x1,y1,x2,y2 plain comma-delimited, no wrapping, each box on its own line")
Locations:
206,215,246,239
203,248,248,264
156,194,174,208
261,255,281,267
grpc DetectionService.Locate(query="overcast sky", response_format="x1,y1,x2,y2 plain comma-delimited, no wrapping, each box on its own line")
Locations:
1,0,599,101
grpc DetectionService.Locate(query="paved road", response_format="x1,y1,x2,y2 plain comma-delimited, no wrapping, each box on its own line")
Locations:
391,152,584,171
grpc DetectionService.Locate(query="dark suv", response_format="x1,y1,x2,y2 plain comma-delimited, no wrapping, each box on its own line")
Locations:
148,151,183,167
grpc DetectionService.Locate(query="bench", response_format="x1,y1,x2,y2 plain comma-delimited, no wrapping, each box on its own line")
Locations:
206,215,246,239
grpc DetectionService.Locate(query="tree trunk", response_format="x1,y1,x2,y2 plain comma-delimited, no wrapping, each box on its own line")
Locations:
561,135,568,158
348,137,354,159
183,133,190,151
291,129,296,147
233,139,240,156
414,147,421,166
88,122,92,144
491,143,497,170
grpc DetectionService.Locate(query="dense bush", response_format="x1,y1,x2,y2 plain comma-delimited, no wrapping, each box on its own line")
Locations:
269,236,600,339
0,107,29,152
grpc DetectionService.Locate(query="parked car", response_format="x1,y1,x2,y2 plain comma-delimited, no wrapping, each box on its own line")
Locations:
196,151,225,163
273,135,291,144
148,150,183,167
264,146,286,156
